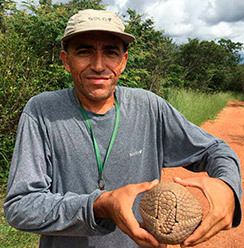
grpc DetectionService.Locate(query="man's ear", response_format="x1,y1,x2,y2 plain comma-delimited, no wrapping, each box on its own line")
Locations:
60,50,71,73
120,51,129,73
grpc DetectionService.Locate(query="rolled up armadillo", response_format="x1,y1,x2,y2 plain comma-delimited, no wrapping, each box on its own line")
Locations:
140,181,202,245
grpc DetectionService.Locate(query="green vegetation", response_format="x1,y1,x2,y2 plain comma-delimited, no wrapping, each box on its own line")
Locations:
163,88,234,126
231,90,244,101
0,0,244,245
1,0,244,187
0,0,104,188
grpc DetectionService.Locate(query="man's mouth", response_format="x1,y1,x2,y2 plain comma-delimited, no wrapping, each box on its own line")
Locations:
85,75,110,84
86,75,110,79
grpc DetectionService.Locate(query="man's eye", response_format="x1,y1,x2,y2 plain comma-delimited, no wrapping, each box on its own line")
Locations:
106,51,118,56
77,50,91,55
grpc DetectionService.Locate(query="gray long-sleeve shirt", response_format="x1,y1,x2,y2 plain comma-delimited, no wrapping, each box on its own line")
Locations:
4,86,242,248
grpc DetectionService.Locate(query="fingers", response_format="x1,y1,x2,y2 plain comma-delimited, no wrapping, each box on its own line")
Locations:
182,213,220,246
138,222,168,247
119,179,160,247
133,179,160,195
173,176,203,189
129,179,168,247
173,176,213,207
117,204,162,247
182,217,230,247
173,176,235,247
182,199,233,247
159,245,167,248
94,179,165,247
101,179,162,247
129,226,160,247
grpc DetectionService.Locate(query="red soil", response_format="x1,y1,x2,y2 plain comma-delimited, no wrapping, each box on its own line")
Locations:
161,101,244,248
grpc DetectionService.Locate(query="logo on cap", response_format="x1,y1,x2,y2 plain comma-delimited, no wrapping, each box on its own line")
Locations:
88,17,112,22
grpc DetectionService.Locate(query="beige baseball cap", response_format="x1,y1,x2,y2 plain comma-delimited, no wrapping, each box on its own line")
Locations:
61,9,135,47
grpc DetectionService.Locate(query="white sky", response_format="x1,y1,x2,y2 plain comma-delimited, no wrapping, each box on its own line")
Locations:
103,0,244,45
15,0,244,55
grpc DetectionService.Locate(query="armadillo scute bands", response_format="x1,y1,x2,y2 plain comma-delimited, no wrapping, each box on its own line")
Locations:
140,182,203,245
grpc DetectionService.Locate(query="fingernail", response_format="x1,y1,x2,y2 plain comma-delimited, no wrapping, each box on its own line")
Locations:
183,241,190,247
174,177,181,180
152,179,159,185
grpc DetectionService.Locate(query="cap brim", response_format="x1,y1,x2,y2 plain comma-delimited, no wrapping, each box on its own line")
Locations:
62,28,135,44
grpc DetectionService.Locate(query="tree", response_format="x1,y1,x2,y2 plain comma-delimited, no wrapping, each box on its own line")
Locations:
227,64,244,92
178,38,243,91
0,0,15,32
218,39,243,66
121,9,179,93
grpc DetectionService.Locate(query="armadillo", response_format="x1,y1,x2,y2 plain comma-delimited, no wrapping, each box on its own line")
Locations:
140,181,202,245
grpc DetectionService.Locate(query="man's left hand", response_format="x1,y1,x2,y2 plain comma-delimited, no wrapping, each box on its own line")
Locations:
173,176,235,247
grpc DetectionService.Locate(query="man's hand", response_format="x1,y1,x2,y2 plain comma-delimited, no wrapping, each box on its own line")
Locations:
93,179,167,248
173,176,235,247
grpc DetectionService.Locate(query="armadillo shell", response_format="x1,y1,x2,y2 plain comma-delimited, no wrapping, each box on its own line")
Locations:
140,182,202,245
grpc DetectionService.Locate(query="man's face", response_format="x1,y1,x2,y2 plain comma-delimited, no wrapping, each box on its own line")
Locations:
61,31,128,103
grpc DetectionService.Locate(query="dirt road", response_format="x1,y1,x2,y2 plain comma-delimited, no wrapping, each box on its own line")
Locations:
161,101,244,248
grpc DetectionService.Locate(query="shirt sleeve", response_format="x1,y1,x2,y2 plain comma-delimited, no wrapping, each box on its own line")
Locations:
4,111,116,236
160,99,242,227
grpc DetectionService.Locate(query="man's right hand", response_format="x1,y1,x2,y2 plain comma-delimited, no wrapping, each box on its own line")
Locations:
93,179,167,248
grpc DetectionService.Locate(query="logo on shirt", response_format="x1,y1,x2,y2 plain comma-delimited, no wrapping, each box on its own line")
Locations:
129,150,142,157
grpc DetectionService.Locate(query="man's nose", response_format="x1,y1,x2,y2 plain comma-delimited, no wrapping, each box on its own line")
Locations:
90,52,105,73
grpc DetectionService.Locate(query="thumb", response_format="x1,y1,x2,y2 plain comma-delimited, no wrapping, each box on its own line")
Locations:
173,176,202,188
173,176,211,205
134,179,159,195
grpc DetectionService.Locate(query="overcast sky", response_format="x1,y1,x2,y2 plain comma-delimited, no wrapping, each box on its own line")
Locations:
103,0,244,46
15,0,244,51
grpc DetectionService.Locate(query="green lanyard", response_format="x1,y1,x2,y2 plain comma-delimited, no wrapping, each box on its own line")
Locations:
73,89,120,190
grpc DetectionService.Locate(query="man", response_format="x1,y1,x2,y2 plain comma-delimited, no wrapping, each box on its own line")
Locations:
4,9,242,248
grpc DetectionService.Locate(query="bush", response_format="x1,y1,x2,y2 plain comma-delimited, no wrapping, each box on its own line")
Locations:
0,29,49,186
0,0,104,187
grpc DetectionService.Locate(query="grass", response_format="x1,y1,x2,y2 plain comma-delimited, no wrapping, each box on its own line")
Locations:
231,92,244,102
162,88,239,126
0,193,39,248
0,88,243,247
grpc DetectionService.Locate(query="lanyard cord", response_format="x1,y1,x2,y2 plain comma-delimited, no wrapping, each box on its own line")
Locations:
73,88,120,190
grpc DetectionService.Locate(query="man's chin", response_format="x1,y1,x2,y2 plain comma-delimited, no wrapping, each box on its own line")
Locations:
87,89,114,102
